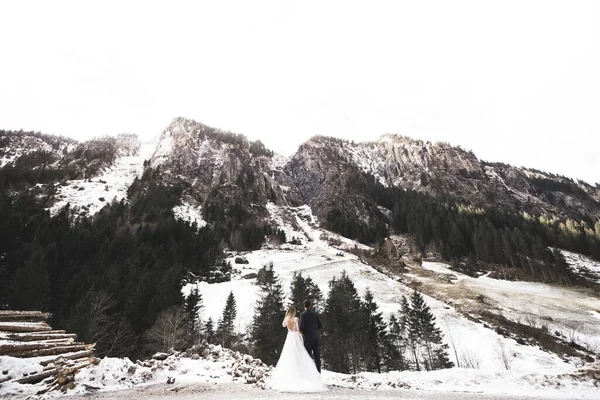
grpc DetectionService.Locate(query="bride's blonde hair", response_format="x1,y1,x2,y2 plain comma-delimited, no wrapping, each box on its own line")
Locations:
285,306,296,319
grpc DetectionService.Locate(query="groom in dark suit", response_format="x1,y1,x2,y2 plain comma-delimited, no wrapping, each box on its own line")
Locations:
299,299,322,373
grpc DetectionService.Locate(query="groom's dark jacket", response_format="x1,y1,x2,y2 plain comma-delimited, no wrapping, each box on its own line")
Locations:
299,309,322,343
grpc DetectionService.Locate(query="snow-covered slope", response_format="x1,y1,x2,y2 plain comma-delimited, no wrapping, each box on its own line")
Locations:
416,261,600,358
560,249,600,284
0,132,72,168
183,204,598,374
47,140,155,217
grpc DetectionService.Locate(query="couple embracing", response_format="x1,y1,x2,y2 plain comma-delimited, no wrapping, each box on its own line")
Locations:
268,299,326,392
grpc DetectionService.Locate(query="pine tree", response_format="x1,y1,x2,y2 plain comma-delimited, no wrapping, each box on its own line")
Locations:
289,272,323,312
402,294,420,370
12,244,50,311
408,291,453,370
362,289,387,373
184,287,203,346
217,291,237,347
250,264,286,366
322,271,363,373
386,313,408,371
204,317,215,343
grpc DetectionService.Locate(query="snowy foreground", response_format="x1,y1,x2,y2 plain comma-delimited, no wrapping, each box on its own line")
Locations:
59,381,598,400
2,344,598,399
2,204,599,399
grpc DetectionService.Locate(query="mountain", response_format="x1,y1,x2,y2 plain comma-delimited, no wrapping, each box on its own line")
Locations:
2,118,600,259
3,119,599,224
290,134,600,219
1,117,599,365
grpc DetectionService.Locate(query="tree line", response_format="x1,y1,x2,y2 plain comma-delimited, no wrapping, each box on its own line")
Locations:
0,167,245,359
188,264,453,373
325,171,600,284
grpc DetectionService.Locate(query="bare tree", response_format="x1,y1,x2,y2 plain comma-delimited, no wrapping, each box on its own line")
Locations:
564,321,579,344
442,317,461,368
87,291,114,348
459,348,481,369
104,317,135,357
496,339,512,370
145,306,187,353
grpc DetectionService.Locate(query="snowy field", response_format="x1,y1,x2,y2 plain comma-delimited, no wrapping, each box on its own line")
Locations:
4,346,596,400
418,261,600,354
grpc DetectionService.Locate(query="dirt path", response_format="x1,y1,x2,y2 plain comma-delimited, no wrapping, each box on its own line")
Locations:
62,383,570,400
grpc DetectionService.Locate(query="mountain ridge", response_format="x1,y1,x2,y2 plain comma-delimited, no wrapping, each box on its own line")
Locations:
2,117,600,252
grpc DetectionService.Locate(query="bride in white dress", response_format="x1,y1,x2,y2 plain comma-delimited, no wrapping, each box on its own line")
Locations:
268,306,326,392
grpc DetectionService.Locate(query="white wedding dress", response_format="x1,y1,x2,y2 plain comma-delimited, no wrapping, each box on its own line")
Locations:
268,316,326,392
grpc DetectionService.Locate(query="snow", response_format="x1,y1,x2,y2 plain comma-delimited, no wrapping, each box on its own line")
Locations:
0,135,56,168
57,365,600,399
0,153,19,168
0,355,43,381
173,202,207,228
560,249,600,284
184,204,584,376
0,343,268,398
47,140,155,217
345,143,389,187
3,203,598,398
3,344,598,399
150,131,173,168
270,153,289,170
419,261,600,359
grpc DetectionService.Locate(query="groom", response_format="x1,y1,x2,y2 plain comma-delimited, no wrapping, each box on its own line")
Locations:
299,299,322,373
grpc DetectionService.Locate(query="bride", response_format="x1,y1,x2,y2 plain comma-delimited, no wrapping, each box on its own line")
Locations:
268,306,326,392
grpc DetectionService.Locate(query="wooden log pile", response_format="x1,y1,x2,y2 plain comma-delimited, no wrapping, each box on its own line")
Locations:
0,310,99,394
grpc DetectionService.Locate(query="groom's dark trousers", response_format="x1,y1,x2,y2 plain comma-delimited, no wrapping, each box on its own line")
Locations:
300,309,322,373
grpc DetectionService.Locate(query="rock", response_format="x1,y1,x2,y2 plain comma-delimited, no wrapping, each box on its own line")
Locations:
243,355,253,363
127,365,137,375
140,370,153,382
153,352,169,361
191,354,200,360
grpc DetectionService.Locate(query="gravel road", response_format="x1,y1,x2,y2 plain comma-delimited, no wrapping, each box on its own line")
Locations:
62,383,579,400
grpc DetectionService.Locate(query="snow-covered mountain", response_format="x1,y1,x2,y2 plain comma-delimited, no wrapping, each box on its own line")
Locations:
1,119,600,398
3,118,598,223
287,134,600,222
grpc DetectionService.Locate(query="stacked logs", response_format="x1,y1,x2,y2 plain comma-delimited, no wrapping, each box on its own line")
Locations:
0,310,99,393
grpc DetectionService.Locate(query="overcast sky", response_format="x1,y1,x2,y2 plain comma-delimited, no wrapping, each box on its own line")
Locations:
0,1,598,183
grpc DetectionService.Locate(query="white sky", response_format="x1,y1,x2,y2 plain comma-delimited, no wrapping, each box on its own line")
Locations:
0,1,598,184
